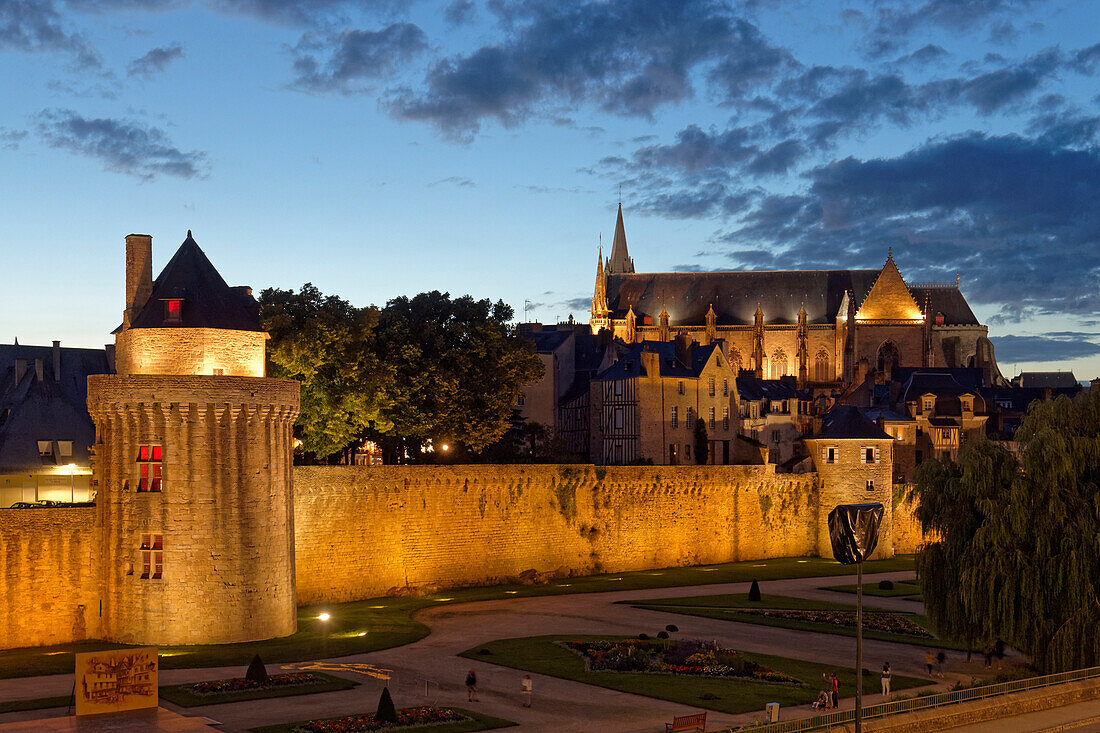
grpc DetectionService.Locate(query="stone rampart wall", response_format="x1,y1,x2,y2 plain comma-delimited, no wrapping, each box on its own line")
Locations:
892,489,926,555
293,464,820,604
0,508,100,648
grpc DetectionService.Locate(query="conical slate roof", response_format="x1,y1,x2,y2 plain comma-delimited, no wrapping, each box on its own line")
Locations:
128,231,261,332
607,204,634,274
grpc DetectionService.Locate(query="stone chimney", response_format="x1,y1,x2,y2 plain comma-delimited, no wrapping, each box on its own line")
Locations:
123,234,154,330
640,348,659,377
52,340,61,381
674,333,694,367
14,358,26,386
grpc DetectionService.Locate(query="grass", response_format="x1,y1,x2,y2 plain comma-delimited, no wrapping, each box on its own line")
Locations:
629,592,965,650
823,581,923,599
250,708,517,733
460,635,927,715
159,672,359,707
0,555,915,680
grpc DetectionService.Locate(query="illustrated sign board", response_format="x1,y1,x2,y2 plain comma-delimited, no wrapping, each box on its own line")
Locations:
75,647,158,715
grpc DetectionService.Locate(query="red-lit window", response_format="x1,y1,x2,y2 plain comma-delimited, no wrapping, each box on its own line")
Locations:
136,445,163,492
165,299,182,322
140,534,163,580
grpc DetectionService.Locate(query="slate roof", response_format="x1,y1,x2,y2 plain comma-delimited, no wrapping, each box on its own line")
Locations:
816,405,892,440
900,371,978,403
929,417,960,427
1014,371,1079,389
0,344,111,472
983,385,1080,412
892,367,986,390
124,232,261,332
736,374,809,402
522,329,573,353
862,407,912,423
604,271,982,328
593,340,721,381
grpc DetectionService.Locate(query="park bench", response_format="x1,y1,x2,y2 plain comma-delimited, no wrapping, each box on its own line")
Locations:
665,711,706,732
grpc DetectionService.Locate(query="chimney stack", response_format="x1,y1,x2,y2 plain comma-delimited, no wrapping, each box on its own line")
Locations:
52,340,61,382
123,234,153,329
14,358,26,386
674,332,694,367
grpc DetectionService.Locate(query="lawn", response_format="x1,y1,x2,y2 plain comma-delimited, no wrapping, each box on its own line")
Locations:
159,672,359,707
823,581,922,599
0,695,71,714
0,554,914,679
629,592,964,650
460,635,927,715
250,708,517,733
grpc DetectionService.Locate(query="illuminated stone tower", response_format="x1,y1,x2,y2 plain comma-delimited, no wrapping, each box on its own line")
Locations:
88,232,300,645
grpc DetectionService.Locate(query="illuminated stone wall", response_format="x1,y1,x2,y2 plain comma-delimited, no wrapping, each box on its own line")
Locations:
0,507,100,649
293,464,821,604
891,491,926,555
88,374,299,645
115,328,267,377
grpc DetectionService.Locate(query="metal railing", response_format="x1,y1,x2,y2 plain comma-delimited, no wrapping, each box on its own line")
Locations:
728,666,1100,732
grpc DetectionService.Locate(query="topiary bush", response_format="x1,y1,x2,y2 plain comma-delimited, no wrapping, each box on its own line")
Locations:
245,654,268,684
878,580,895,590
665,624,678,633
638,633,649,640
749,578,762,602
376,687,397,723
657,631,669,639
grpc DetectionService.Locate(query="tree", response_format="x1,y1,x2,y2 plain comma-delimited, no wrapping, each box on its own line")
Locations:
374,291,543,454
912,391,1100,671
375,686,397,723
260,284,393,458
693,418,709,465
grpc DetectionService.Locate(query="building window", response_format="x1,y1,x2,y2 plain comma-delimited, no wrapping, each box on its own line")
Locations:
723,379,729,397
37,440,53,458
58,440,73,457
826,446,838,464
140,534,163,580
723,407,730,430
941,429,951,441
866,480,874,492
670,406,678,428
678,381,685,395
709,407,716,429
613,408,624,430
922,397,934,413
861,446,880,464
686,407,694,428
708,377,715,397
771,429,780,443
613,380,623,397
165,299,182,323
137,445,163,492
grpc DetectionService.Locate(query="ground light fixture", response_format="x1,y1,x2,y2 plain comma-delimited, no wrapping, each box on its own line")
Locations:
827,502,885,733
317,612,331,622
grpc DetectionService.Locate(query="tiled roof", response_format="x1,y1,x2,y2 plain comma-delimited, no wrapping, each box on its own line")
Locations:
126,232,261,332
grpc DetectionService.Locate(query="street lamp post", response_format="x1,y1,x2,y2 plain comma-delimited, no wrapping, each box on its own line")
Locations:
318,612,331,658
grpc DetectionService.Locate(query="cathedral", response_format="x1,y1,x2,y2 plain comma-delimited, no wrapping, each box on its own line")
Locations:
590,206,1001,389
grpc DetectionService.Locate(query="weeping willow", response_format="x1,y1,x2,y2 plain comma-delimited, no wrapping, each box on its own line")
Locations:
912,389,1100,672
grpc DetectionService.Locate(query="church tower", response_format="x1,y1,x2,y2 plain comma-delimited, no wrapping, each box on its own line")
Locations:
88,232,300,645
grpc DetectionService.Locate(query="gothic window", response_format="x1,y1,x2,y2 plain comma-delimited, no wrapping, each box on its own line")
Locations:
770,349,788,379
728,348,743,372
814,349,830,382
877,341,900,374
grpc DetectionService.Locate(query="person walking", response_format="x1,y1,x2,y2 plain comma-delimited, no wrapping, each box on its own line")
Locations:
465,670,479,702
521,674,533,707
881,662,892,700
936,650,947,678
925,649,935,676
830,672,839,709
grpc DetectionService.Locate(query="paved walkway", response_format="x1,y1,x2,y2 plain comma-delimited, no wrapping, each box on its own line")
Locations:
0,571,1021,732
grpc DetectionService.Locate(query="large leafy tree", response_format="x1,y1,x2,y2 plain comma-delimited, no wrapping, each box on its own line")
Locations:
259,284,393,458
374,291,543,454
912,390,1100,671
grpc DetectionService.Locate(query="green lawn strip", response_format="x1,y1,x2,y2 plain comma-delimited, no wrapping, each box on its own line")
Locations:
0,695,71,714
460,635,925,716
159,672,358,707
249,708,517,733
632,604,965,651
621,592,898,612
0,555,915,680
823,582,922,598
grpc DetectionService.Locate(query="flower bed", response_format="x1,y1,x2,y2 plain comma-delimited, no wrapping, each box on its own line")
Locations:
296,707,469,732
189,672,324,696
561,639,798,683
732,609,934,638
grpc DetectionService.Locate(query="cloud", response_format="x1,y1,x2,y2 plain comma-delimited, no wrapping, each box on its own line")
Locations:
387,0,787,139
864,0,1043,57
36,109,207,179
291,23,427,92
894,44,949,67
428,175,474,187
0,127,27,149
127,44,183,77
0,0,101,67
989,334,1100,364
443,0,474,26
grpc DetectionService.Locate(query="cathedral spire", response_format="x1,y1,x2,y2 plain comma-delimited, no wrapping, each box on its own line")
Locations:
591,242,610,323
607,203,634,274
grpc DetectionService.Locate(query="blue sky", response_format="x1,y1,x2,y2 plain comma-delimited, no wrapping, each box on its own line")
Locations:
1,0,1098,380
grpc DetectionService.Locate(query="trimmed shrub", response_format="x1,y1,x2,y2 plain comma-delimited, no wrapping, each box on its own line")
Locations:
878,580,895,591
245,655,268,684
749,579,762,602
657,631,669,639
376,687,397,723
638,633,649,640
665,624,679,633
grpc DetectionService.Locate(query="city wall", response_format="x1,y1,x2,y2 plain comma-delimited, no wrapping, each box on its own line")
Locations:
0,507,100,649
292,464,823,604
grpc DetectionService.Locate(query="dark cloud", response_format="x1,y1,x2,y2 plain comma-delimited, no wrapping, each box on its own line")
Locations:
959,47,1061,113
291,23,426,92
0,127,28,149
204,0,410,25
387,0,786,139
865,0,1042,57
746,138,803,176
1027,102,1100,147
444,0,474,26
989,334,1100,364
894,44,949,67
127,44,183,77
1070,42,1100,75
563,297,592,311
36,109,207,179
0,0,100,67
428,175,474,187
